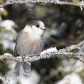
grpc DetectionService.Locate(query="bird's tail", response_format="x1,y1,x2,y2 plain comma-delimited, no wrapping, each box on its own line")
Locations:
12,62,22,76
12,62,31,76
22,62,31,76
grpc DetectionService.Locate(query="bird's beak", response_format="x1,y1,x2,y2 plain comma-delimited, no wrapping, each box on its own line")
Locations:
42,28,47,30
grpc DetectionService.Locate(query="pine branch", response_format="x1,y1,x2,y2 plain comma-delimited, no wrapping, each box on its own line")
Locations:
0,0,84,11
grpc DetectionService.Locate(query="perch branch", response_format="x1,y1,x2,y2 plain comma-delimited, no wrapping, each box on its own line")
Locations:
0,40,84,63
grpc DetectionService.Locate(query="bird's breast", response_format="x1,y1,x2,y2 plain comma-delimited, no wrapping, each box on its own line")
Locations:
16,32,44,56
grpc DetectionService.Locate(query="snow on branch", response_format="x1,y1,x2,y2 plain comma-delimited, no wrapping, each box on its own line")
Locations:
0,75,10,84
0,40,84,63
0,0,84,10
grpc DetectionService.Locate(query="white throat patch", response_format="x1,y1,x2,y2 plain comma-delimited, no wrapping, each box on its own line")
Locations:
22,25,43,38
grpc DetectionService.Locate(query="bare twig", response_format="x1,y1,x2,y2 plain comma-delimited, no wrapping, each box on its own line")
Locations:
0,0,84,8
59,40,84,52
0,51,83,62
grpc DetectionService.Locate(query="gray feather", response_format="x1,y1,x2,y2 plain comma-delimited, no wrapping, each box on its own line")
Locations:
22,62,31,76
12,62,21,76
13,32,43,76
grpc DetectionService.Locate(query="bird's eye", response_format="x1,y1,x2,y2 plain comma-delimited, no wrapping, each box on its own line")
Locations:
36,24,39,28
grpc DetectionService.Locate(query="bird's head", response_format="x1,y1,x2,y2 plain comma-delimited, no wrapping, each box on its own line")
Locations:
23,20,47,36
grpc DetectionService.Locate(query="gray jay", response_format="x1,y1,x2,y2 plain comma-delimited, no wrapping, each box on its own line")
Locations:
13,20,46,76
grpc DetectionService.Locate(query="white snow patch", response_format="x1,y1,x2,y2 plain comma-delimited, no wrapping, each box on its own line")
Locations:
0,20,16,51
1,39,15,51
4,33,15,41
0,8,4,11
4,53,12,56
19,70,40,84
72,61,83,72
57,73,83,84
62,60,83,73
41,47,57,54
7,69,40,84
0,19,16,33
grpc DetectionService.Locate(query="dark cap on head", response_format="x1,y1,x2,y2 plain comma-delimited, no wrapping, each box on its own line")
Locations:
27,20,42,26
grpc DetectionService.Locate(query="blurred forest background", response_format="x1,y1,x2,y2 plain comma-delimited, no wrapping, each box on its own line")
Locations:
0,0,84,84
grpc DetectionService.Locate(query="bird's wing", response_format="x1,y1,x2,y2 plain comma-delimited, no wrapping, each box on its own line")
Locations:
14,33,20,57
14,43,19,57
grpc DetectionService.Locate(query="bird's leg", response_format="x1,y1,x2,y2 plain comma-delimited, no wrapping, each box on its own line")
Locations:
36,54,40,56
23,55,25,58
22,55,25,62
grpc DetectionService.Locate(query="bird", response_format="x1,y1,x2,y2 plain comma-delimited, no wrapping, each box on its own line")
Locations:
13,20,46,76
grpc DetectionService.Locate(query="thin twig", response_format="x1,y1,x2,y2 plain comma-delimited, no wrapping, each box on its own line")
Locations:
0,0,84,8
0,52,83,62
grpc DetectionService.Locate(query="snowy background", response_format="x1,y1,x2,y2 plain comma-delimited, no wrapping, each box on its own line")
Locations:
0,0,84,84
